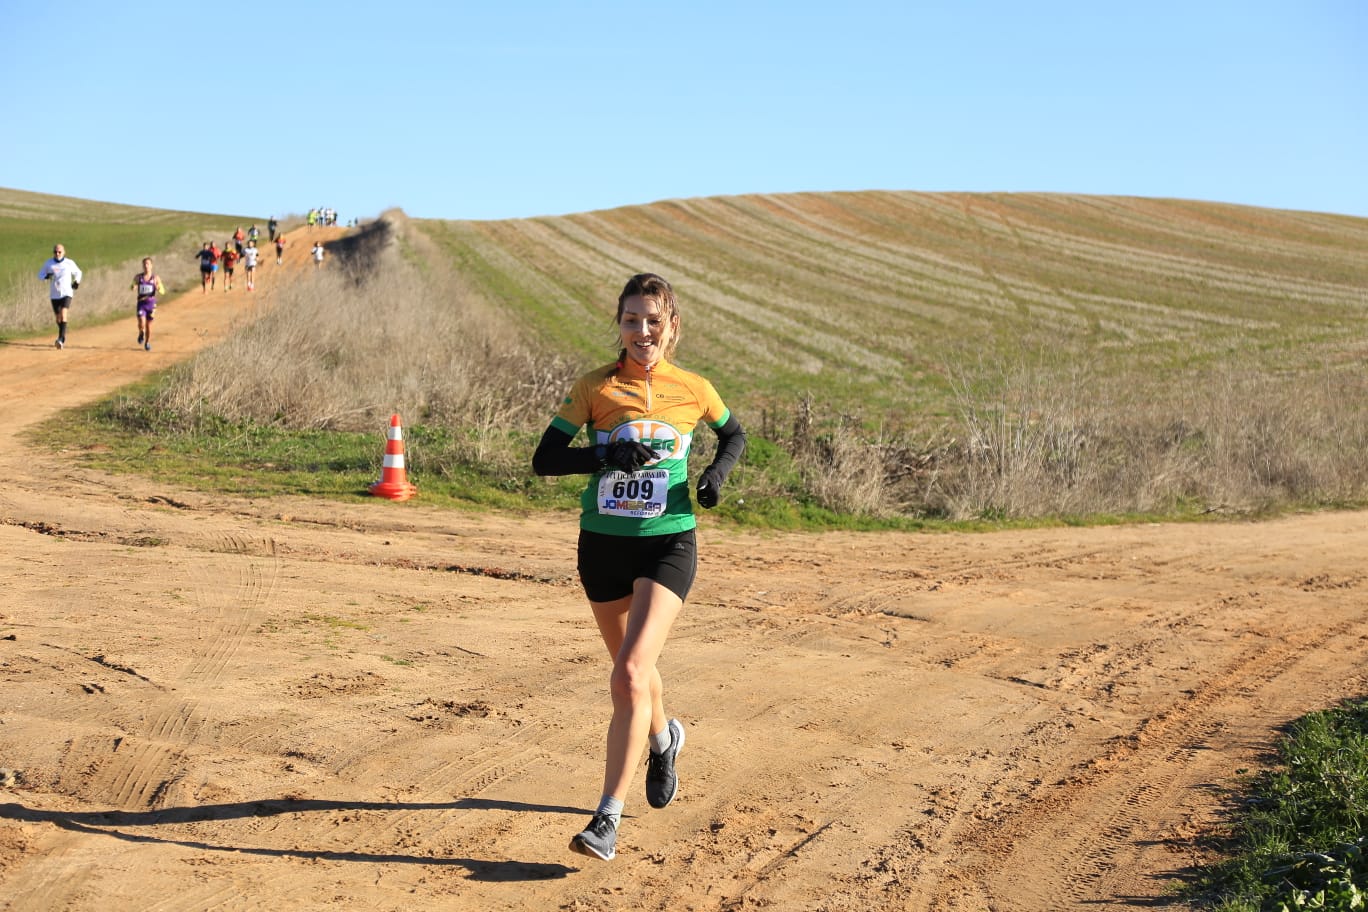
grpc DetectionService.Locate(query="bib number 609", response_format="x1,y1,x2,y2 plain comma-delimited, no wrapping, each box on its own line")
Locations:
612,477,654,500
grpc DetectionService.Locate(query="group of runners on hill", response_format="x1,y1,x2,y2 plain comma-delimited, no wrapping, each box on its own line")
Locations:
38,214,328,352
196,220,291,293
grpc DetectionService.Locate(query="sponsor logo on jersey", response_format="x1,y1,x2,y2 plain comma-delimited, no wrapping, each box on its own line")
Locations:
604,499,650,511
608,420,683,462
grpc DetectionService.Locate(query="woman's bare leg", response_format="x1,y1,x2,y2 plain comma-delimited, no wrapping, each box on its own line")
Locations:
589,578,681,800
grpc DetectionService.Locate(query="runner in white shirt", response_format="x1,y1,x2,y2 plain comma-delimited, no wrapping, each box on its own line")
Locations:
37,243,83,349
243,241,261,291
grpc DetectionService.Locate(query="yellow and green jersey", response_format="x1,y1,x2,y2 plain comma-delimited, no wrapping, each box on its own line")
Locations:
550,358,731,536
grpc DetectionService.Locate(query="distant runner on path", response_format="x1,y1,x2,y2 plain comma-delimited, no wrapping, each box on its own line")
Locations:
131,257,164,352
37,243,82,349
274,234,286,265
221,244,240,290
268,216,279,242
196,242,218,292
311,241,325,268
242,241,260,291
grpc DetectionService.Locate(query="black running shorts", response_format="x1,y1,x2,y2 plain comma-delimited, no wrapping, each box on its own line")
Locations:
577,528,697,603
50,296,71,314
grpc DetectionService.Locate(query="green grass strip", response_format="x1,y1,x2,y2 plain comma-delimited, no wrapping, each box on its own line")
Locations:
36,386,583,512
1191,697,1368,911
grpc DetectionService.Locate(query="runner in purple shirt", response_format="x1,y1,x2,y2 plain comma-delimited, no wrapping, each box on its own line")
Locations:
132,257,164,351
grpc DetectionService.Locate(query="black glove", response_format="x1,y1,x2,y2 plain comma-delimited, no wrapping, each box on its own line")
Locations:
696,466,722,509
603,439,657,473
71,280,79,291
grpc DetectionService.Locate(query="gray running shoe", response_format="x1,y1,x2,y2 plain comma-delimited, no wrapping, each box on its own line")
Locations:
144,342,151,351
569,813,617,861
646,718,685,809
55,338,64,350
137,331,144,344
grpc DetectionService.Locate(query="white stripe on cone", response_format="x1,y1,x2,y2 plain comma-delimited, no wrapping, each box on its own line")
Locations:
383,454,405,468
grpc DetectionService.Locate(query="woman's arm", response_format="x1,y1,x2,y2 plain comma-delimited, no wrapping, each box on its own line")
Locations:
696,415,747,508
706,415,747,482
531,426,603,476
532,427,659,476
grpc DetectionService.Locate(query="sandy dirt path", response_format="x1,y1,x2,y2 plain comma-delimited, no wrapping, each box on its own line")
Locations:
1,232,1366,911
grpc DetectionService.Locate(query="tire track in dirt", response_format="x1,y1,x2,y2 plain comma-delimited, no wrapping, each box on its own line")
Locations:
666,528,1368,911
283,600,879,910
62,532,282,811
0,421,294,912
1056,613,1365,906
121,626,611,909
920,603,1367,911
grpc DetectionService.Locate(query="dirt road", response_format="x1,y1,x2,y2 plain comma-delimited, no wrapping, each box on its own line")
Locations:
1,230,1366,911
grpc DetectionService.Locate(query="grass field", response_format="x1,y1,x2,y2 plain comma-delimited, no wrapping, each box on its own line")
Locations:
419,192,1368,419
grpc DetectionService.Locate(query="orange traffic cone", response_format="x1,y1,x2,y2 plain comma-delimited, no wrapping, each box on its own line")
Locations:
369,413,418,501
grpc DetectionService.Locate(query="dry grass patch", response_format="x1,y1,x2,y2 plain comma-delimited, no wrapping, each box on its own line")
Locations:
152,213,577,477
749,356,1368,522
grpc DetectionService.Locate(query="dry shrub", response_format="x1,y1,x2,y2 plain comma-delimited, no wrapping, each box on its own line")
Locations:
799,430,889,515
789,398,901,515
1157,365,1368,511
936,365,1097,519
928,358,1368,520
751,356,1368,522
743,394,949,518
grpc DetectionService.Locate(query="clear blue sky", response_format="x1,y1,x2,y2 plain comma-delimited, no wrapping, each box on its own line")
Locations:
2,1,1363,222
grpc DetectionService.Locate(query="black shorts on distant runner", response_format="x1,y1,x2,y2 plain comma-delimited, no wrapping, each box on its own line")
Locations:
50,296,72,314
577,529,697,603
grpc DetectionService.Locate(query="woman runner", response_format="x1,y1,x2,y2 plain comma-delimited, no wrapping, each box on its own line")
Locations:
532,272,746,862
131,257,164,351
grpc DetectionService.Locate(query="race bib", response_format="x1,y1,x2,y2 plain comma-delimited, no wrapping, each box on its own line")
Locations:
596,469,669,518
138,282,156,296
